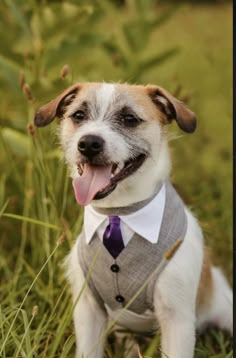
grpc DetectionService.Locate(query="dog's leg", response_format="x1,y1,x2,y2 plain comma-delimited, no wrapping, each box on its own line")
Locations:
153,210,203,358
154,275,196,358
154,301,196,358
196,266,233,334
65,242,108,358
207,267,233,334
73,291,107,358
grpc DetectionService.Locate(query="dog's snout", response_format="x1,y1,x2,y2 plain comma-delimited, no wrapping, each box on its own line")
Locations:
78,135,104,158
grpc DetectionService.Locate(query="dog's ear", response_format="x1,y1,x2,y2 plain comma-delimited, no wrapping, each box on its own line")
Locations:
34,84,80,127
147,85,197,133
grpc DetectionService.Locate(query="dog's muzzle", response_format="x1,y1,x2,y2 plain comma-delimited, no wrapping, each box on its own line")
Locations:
72,135,148,206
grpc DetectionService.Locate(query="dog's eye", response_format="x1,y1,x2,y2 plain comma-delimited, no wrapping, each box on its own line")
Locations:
122,114,140,127
71,110,86,122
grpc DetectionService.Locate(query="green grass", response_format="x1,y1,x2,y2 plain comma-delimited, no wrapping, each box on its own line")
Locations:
0,0,232,357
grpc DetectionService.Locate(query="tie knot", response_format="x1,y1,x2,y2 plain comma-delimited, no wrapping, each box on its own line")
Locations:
109,215,120,225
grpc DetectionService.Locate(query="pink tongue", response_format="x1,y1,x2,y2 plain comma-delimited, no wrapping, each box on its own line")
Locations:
72,164,112,206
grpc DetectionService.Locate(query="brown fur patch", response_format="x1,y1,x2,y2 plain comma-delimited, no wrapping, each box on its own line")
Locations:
116,84,167,123
197,247,213,307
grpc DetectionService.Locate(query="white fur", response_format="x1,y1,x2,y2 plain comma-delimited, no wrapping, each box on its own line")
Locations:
63,121,130,172
153,209,203,358
60,83,172,207
95,83,115,117
65,247,107,357
62,83,232,358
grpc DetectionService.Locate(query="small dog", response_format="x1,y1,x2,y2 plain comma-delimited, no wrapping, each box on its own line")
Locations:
35,83,232,358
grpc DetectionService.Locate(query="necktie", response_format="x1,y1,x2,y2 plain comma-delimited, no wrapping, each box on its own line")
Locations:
103,216,125,258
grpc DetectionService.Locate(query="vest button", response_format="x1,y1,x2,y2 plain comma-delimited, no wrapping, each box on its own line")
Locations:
110,264,120,272
115,295,124,303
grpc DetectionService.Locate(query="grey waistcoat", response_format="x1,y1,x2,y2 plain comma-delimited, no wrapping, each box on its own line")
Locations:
78,181,187,314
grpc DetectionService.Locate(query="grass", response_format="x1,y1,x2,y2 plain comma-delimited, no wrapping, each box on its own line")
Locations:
0,0,232,357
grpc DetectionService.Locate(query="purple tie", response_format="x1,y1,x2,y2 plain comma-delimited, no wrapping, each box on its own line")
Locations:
103,216,125,258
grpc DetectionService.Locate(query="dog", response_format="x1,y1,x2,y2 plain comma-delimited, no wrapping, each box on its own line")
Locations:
34,82,232,358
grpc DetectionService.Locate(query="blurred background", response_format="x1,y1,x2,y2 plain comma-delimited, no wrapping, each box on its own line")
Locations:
0,0,232,357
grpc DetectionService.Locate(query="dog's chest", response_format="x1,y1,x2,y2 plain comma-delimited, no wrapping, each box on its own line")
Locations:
77,182,187,318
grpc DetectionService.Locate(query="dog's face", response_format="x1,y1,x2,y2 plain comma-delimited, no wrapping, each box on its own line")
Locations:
35,83,196,207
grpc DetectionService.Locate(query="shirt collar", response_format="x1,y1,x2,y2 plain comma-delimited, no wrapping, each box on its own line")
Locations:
84,183,166,244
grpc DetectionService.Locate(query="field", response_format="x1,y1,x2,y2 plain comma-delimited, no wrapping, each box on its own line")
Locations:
0,0,232,357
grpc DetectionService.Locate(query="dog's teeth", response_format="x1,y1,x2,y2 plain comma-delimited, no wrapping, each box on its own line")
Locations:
112,163,124,176
112,163,118,174
77,164,84,176
114,167,120,175
111,162,125,176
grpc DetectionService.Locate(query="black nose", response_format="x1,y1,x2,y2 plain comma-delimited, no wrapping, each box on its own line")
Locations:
78,135,104,158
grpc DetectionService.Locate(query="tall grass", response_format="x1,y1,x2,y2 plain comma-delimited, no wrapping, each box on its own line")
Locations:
0,0,232,357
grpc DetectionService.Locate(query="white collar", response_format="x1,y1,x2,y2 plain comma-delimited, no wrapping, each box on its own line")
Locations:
84,183,166,244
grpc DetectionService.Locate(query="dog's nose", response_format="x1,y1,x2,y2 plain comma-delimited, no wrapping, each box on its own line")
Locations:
78,135,104,158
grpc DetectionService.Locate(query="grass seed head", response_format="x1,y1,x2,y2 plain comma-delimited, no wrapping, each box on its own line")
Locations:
164,239,183,260
23,83,34,102
57,232,67,246
27,123,36,136
32,305,38,316
60,64,69,79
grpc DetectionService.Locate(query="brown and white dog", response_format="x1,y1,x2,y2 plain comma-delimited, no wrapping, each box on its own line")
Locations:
35,83,232,358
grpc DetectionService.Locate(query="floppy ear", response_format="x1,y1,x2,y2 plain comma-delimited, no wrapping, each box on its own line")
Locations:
34,84,80,127
147,85,197,133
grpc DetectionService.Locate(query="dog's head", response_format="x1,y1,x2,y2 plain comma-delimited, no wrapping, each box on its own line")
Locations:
35,83,196,207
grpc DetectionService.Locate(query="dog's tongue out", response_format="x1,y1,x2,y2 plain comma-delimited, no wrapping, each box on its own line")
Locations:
72,164,112,206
